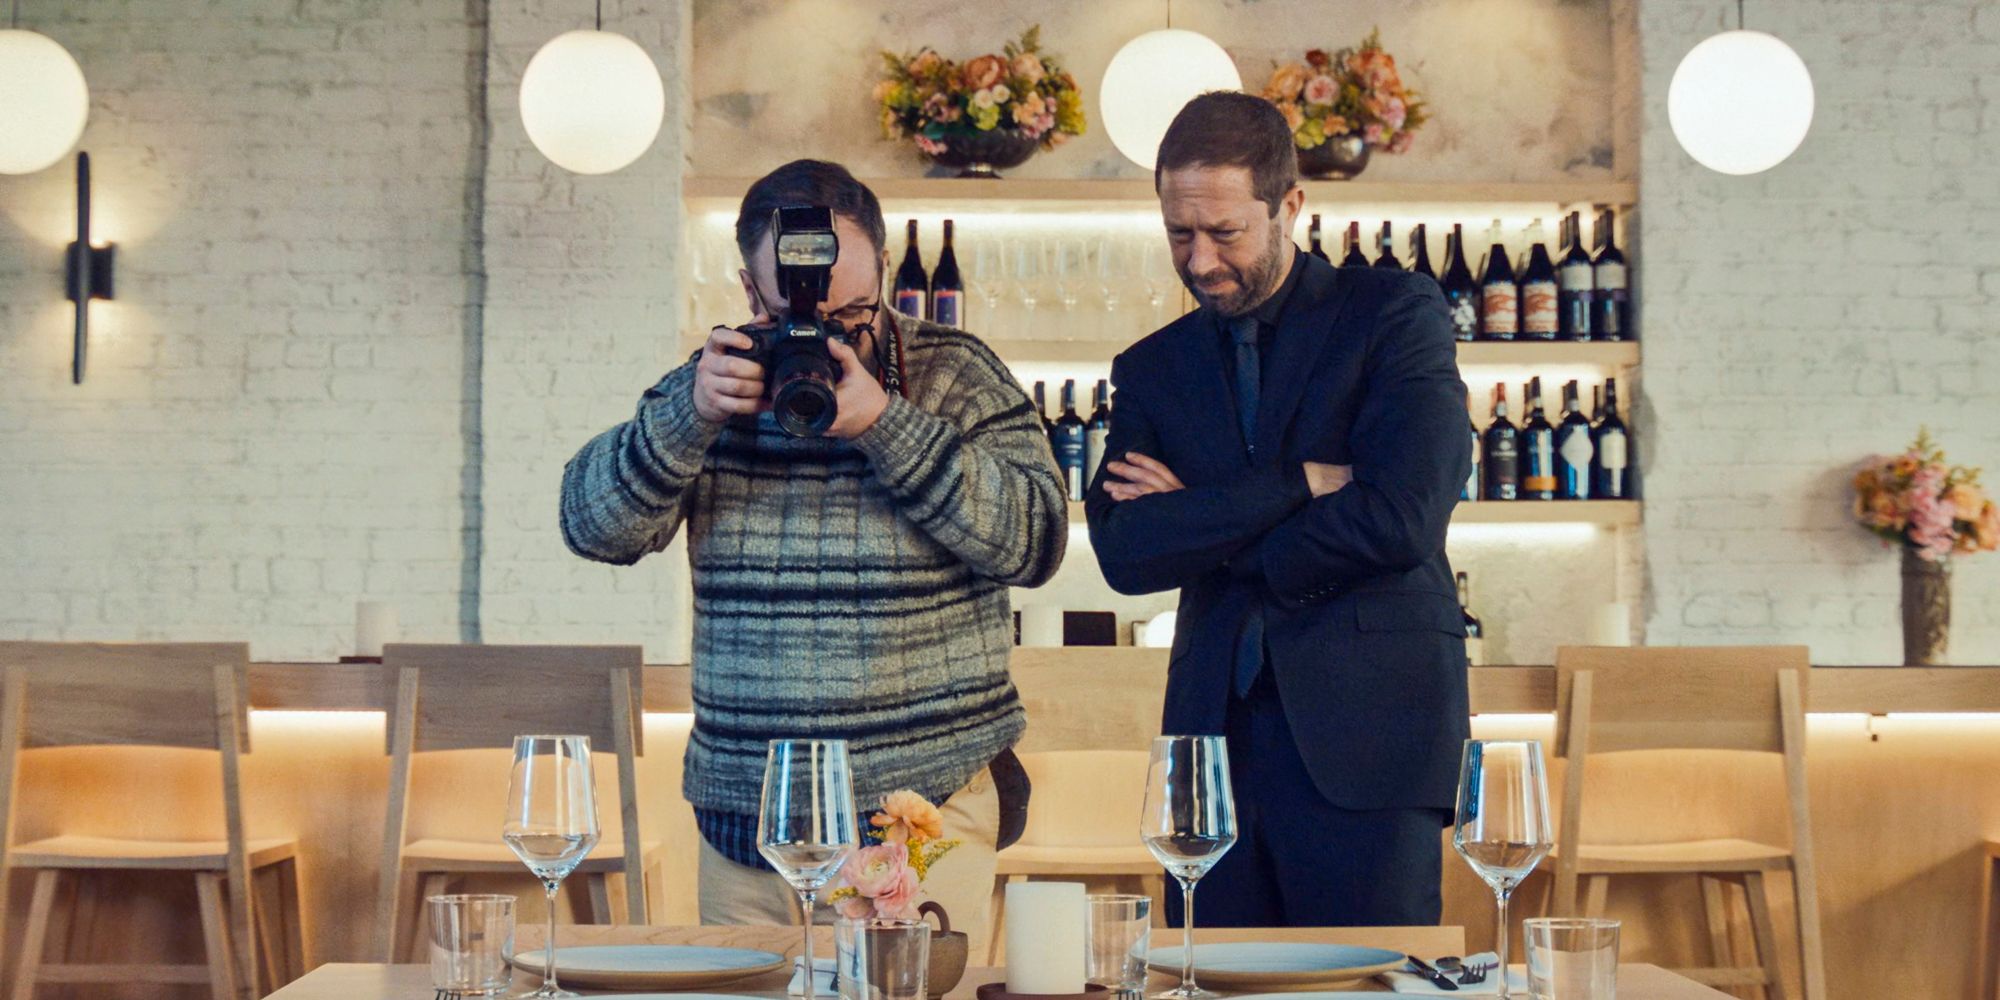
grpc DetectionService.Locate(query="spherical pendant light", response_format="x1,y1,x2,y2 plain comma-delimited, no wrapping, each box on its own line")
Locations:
0,29,89,175
1100,29,1242,171
1668,29,1814,176
519,29,665,175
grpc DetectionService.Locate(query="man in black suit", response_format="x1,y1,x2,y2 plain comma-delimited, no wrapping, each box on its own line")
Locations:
1085,93,1471,926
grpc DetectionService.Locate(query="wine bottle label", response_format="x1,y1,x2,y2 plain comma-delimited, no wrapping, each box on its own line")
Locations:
1521,280,1559,335
1525,433,1556,492
1065,466,1083,501
1480,286,1517,334
1085,427,1109,486
895,289,925,318
1595,262,1627,288
1598,431,1628,469
1559,428,1594,499
1447,291,1478,338
932,289,963,328
1464,635,1485,667
1559,262,1593,290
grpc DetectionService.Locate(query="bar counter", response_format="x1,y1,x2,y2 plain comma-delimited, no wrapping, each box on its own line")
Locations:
9,650,2000,1000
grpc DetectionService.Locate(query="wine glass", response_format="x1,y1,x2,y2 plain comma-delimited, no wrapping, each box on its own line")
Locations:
1140,735,1237,1000
503,735,601,1000
969,238,1004,334
1452,739,1554,1000
758,739,860,1000
1009,240,1042,335
1094,237,1126,341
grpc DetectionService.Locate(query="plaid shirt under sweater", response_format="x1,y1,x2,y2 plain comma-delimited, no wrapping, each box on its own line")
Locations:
559,313,1065,867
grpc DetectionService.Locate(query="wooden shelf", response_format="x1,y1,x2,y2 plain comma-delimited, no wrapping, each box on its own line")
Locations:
685,176,1638,211
1067,499,1639,526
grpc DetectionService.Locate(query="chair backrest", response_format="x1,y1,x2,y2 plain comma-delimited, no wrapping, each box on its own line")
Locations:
1015,750,1150,849
0,642,250,751
382,643,643,755
1555,644,1809,757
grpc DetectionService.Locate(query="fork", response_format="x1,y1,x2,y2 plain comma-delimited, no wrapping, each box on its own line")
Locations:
1458,960,1496,985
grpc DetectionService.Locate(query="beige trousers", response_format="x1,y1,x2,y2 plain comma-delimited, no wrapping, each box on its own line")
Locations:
699,768,1000,961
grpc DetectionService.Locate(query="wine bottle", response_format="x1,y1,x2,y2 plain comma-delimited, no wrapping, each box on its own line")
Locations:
1308,214,1331,262
930,219,963,328
1463,399,1481,502
1032,380,1053,443
1592,209,1631,341
1408,223,1436,280
1520,377,1556,500
1554,379,1594,500
894,220,927,319
1592,377,1632,499
1591,383,1603,425
1478,220,1518,341
1519,218,1558,341
1558,211,1594,341
1481,383,1520,501
1457,571,1485,667
1341,221,1370,268
1373,221,1401,269
1084,378,1112,493
1052,379,1088,501
1441,224,1479,342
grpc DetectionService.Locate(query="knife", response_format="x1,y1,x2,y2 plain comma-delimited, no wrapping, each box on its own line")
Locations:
1405,954,1460,991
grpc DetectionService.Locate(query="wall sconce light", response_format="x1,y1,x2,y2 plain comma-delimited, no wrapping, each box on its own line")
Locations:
64,150,114,384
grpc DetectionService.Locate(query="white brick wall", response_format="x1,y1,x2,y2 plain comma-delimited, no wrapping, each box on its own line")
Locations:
1637,0,2000,664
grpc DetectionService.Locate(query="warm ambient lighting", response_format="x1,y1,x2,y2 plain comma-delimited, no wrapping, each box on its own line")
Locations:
1668,29,1814,175
0,28,88,175
65,151,115,385
1100,29,1242,171
520,29,665,175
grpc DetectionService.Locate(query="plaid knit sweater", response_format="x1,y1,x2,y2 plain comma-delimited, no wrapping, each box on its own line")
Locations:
559,314,1065,819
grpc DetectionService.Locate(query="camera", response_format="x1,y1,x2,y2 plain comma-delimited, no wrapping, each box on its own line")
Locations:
728,205,848,438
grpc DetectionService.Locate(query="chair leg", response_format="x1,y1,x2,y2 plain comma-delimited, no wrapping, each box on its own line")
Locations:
1583,874,1610,918
196,873,240,1000
1981,856,2000,1000
253,866,286,996
277,857,307,981
1742,871,1787,1000
1700,876,1736,969
8,870,59,1000
586,873,613,925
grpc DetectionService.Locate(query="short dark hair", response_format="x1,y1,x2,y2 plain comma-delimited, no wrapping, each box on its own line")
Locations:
1154,92,1300,216
735,159,888,267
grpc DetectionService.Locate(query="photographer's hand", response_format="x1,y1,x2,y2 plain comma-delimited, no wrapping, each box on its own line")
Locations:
692,320,771,425
823,338,890,440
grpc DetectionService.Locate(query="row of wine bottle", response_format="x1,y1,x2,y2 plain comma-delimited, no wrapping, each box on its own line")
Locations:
893,219,965,328
1030,378,1111,502
1308,209,1632,343
1470,376,1634,502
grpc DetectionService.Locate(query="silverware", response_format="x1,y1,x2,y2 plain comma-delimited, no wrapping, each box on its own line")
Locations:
1460,959,1496,985
1434,955,1464,977
1405,954,1460,991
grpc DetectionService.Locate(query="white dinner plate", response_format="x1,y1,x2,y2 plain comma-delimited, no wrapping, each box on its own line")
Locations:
1145,942,1407,989
504,945,787,990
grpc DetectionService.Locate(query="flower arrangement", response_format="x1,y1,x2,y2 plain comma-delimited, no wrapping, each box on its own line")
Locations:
830,790,960,920
1261,29,1428,154
1853,428,2000,562
873,26,1087,161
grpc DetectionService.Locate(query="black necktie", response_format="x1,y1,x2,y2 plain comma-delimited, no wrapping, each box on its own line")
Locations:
1228,314,1265,696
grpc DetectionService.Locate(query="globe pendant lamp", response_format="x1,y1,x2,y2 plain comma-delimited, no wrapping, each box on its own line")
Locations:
0,3,90,176
1668,0,1814,175
519,0,665,175
1100,5,1241,171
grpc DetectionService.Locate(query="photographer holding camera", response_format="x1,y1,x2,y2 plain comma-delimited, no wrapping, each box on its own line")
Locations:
560,160,1066,942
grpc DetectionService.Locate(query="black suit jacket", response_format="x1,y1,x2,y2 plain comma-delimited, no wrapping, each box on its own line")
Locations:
1085,254,1473,812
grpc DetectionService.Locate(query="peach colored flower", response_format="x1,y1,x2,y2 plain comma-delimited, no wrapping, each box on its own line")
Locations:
962,54,1007,91
1012,92,1047,128
873,790,944,845
872,79,897,104
835,895,876,919
1012,52,1045,85
1893,454,1921,477
1276,101,1305,131
1947,484,1987,519
1363,122,1385,144
910,50,943,78
1302,74,1338,107
1265,63,1310,102
1323,115,1350,136
1975,501,2000,551
1388,130,1414,154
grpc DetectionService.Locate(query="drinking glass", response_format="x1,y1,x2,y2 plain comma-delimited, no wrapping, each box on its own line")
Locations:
1141,735,1237,1000
1010,240,1042,333
835,916,930,1000
1086,893,1152,992
428,894,516,996
1524,918,1619,1000
503,735,600,999
1453,739,1555,1000
970,238,1005,333
758,739,860,1000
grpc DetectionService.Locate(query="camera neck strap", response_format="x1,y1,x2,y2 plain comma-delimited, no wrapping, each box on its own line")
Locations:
877,310,909,400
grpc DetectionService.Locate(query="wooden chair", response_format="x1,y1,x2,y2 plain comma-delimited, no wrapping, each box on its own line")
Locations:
1550,645,1825,1000
1977,839,2000,1000
990,750,1160,957
373,643,656,962
0,642,303,1000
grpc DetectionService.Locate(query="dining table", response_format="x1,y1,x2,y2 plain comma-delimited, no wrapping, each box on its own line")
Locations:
263,924,1736,999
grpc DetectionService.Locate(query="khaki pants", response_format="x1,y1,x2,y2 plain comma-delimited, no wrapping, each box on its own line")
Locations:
699,768,1000,961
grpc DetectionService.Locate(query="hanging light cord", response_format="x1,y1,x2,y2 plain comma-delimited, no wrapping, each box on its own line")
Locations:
11,0,21,30
595,0,602,30
1166,0,1174,30
1737,0,1745,29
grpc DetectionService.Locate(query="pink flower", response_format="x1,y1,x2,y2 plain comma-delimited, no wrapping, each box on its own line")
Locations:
835,895,876,920
1907,467,1958,561
838,842,910,900
1363,122,1385,144
1302,74,1338,107
1388,130,1414,154
873,866,921,919
1011,52,1045,85
914,135,948,156
1379,95,1407,131
1011,91,1047,129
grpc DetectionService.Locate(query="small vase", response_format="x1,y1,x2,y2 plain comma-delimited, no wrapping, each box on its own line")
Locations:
919,901,968,999
1297,132,1372,180
1900,547,1951,665
926,129,1041,178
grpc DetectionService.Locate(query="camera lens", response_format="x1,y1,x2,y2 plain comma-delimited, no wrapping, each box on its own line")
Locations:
771,348,839,438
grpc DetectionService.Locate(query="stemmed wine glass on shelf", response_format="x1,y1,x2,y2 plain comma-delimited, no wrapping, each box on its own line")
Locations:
758,739,860,1000
1141,735,1237,1000
1452,739,1555,1000
503,735,601,1000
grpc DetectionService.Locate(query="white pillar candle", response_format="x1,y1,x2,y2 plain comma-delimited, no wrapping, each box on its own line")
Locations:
354,601,399,658
1588,601,1632,647
1021,605,1064,648
1005,881,1086,995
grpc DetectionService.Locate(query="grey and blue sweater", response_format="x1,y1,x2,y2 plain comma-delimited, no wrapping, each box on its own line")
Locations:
559,313,1066,830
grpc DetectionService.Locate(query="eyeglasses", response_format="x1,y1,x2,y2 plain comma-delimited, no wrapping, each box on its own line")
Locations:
751,287,883,342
